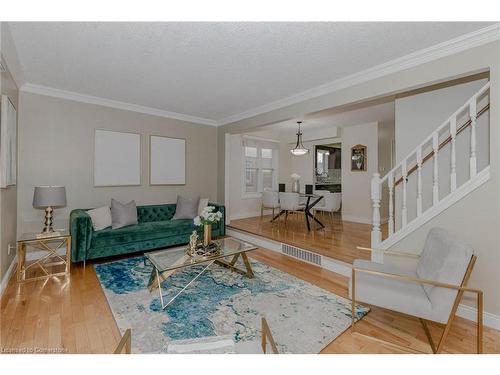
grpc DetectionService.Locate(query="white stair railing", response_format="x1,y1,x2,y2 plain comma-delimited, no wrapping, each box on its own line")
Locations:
371,82,490,259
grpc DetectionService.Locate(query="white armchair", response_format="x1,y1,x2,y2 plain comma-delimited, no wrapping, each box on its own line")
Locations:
350,227,483,353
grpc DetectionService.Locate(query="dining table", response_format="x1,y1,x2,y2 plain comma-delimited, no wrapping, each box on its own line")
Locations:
270,193,325,231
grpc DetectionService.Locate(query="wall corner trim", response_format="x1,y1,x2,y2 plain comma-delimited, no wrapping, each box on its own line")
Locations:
19,83,219,127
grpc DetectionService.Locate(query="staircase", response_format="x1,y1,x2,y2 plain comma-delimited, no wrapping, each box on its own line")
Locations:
370,82,491,262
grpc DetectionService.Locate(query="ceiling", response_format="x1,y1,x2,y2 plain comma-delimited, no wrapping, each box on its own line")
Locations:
253,100,395,137
8,22,494,125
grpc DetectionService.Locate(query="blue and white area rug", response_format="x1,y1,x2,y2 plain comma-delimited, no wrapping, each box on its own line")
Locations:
95,254,369,353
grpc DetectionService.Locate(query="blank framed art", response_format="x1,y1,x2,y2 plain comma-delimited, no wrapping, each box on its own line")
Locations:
94,129,141,186
149,135,186,185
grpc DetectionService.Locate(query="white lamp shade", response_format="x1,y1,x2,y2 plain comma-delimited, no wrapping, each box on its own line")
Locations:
33,186,67,208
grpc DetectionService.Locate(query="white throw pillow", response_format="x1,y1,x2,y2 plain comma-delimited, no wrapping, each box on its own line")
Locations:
198,198,209,214
87,206,112,231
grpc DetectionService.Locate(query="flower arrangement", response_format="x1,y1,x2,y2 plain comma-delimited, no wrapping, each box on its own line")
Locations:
193,206,223,226
290,173,301,180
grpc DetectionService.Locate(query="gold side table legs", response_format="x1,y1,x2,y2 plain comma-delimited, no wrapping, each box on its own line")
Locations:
16,234,71,283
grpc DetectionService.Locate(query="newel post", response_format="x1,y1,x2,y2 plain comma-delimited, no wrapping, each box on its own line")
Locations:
371,173,383,263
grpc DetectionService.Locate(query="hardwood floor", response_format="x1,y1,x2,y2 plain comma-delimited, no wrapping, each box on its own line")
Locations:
227,213,376,264
1,247,499,354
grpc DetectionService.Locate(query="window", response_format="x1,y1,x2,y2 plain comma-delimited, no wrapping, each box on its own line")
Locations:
242,138,279,197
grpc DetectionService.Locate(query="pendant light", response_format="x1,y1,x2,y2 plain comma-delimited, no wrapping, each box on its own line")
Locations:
290,121,309,156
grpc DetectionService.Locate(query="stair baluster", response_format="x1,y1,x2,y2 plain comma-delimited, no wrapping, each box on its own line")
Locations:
416,147,423,217
402,159,408,228
470,99,477,178
370,173,382,262
388,171,394,236
432,132,439,206
450,117,457,192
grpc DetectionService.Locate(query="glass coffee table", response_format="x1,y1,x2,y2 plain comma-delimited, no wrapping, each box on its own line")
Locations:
145,237,257,309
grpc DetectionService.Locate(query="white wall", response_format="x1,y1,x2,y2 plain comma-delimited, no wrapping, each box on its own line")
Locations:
17,91,219,235
341,122,379,223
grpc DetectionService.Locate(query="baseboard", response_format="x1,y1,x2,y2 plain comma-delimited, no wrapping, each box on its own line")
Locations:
229,210,271,221
340,214,372,224
1,247,67,298
457,303,500,330
0,255,17,297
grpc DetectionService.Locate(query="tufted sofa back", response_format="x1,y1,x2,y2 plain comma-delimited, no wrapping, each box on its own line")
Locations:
137,204,177,223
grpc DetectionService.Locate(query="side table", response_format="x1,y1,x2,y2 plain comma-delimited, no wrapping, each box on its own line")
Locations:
17,230,71,283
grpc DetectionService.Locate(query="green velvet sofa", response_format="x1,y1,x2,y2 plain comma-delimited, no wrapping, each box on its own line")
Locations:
69,203,225,263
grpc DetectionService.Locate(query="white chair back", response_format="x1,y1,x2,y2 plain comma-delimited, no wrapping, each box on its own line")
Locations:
313,190,328,207
279,192,301,211
323,192,341,211
262,191,279,208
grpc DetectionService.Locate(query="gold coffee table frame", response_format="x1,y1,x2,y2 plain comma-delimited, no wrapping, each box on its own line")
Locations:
145,237,256,309
17,231,71,283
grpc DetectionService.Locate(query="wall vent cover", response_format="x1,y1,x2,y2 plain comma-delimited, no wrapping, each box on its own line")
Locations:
281,243,322,266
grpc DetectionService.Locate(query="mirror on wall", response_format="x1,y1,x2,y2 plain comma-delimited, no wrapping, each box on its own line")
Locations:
314,143,341,193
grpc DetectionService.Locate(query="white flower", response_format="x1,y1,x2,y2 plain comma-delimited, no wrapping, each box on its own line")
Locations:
193,216,202,226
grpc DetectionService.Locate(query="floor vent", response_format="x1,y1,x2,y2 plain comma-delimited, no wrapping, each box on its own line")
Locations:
281,243,322,266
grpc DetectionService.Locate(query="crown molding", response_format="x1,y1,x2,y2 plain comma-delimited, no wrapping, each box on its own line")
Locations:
19,83,218,127
219,23,500,126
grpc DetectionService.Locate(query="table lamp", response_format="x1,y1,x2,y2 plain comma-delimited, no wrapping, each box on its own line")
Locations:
33,186,67,235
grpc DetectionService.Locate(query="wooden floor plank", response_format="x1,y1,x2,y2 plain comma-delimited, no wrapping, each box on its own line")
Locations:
227,213,377,264
0,242,498,354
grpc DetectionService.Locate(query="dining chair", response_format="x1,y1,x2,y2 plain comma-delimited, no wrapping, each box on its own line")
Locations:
278,192,304,226
313,192,341,227
350,227,483,353
313,190,329,208
261,190,280,219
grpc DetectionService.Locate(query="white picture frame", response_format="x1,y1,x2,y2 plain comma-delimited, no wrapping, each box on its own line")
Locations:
149,135,186,185
94,129,141,187
0,95,17,188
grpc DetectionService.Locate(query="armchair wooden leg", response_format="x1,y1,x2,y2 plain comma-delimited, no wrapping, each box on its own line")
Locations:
351,268,356,331
419,318,437,353
478,291,483,354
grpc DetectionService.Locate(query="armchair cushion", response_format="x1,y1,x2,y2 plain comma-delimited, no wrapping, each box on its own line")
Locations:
416,228,473,318
350,259,438,322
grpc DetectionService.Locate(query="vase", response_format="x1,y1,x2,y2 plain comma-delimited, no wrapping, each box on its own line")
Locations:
203,224,212,247
292,180,300,193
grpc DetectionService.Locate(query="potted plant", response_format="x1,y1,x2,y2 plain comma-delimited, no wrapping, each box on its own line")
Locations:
194,206,223,247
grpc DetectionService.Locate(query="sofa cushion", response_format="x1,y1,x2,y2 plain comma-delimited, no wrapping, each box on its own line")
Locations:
91,219,197,248
172,195,200,220
111,199,138,229
87,206,112,231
